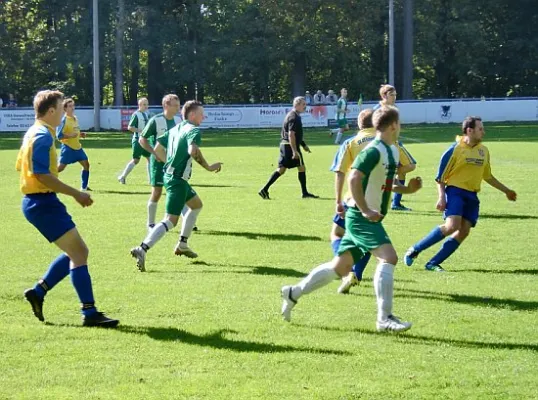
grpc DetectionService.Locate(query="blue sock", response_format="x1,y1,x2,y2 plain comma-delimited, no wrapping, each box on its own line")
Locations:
81,170,90,189
414,226,446,252
392,179,405,206
352,252,371,280
331,239,342,256
33,254,71,299
427,237,460,266
70,265,97,316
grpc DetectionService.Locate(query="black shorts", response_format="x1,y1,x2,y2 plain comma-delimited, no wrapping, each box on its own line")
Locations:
278,144,304,169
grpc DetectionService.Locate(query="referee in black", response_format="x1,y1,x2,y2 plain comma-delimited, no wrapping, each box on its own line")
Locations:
259,96,318,199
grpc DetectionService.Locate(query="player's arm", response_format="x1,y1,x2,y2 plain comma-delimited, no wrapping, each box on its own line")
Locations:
31,135,91,207
348,147,382,222
300,140,310,153
393,176,422,194
288,130,300,158
189,143,222,173
56,118,76,139
139,121,158,156
128,114,140,134
484,176,517,201
153,142,166,163
434,144,456,211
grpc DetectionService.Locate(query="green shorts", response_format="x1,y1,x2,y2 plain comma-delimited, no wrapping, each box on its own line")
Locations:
132,141,151,160
164,177,197,216
150,158,165,187
337,118,348,128
337,207,392,263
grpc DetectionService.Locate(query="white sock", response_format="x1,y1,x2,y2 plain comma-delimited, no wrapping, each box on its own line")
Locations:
335,130,343,144
181,205,189,217
292,262,338,300
180,207,202,238
147,201,158,227
373,262,395,321
143,220,174,249
146,162,151,183
120,160,136,179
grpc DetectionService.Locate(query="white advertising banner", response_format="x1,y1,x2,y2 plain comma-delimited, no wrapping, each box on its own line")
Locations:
1,99,537,133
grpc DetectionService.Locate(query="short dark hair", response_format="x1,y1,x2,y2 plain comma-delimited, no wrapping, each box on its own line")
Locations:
182,100,203,119
33,90,64,118
462,116,482,134
63,98,75,109
372,106,399,131
358,108,374,130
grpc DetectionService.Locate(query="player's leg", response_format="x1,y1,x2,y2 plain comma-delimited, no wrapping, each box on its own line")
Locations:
54,228,118,327
334,121,348,145
259,146,288,199
57,145,69,173
79,156,90,190
392,144,416,211
369,243,411,332
147,186,163,230
119,141,143,184
57,163,67,172
174,183,201,258
297,154,318,198
281,251,355,322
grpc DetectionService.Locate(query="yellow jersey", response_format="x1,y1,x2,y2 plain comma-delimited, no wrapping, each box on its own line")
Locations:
57,115,82,150
16,121,58,194
436,136,492,193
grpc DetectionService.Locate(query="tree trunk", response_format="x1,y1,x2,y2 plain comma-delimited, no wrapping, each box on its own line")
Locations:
114,0,125,106
402,0,414,99
148,46,163,104
292,52,306,98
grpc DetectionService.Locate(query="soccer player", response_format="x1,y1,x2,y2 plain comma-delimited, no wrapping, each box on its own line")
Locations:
130,101,223,271
138,94,181,231
18,90,118,327
118,97,151,184
404,116,517,272
280,106,422,332
57,98,91,191
259,96,318,199
330,88,349,144
374,84,417,211
329,108,377,294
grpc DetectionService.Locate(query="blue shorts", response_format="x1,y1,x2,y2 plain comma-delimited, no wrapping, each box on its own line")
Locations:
332,203,349,229
22,193,76,242
59,146,88,165
444,186,480,227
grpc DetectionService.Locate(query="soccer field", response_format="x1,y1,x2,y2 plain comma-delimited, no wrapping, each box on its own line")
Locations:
1,124,537,399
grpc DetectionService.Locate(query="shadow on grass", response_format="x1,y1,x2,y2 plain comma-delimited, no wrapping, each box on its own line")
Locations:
410,210,538,220
351,287,537,311
191,183,238,188
148,260,306,278
117,325,349,355
295,323,538,352
199,230,322,241
452,268,538,275
96,190,150,195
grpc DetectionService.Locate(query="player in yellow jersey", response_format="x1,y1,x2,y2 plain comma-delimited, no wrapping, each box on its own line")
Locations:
374,84,417,211
329,109,377,293
57,98,91,190
17,90,118,327
404,116,517,272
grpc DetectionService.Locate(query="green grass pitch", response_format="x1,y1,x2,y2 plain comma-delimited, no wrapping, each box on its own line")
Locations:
0,123,537,399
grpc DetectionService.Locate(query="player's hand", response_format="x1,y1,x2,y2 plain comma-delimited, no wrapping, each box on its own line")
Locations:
336,203,345,218
436,197,447,212
75,191,93,208
407,177,423,193
362,209,383,222
292,151,300,160
302,145,311,153
208,162,223,173
80,132,87,138
153,152,165,163
506,190,517,202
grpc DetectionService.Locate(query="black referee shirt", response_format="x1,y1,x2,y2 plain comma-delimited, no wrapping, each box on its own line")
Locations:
280,110,303,144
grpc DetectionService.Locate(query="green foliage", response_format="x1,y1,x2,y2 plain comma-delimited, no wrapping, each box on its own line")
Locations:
0,0,537,104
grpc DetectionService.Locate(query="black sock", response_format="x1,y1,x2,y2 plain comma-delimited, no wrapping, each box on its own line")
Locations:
263,171,281,191
298,171,308,195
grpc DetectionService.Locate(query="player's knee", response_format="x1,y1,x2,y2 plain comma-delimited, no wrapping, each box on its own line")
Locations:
444,221,460,235
58,164,66,172
133,158,140,165
407,163,416,173
278,168,286,175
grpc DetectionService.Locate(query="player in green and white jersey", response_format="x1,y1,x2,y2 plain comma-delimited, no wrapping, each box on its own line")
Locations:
130,101,223,272
138,94,181,231
118,98,150,184
330,88,349,145
281,106,423,332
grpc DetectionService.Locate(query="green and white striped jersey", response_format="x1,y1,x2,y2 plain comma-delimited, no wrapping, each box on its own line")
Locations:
128,110,150,143
158,121,201,182
335,97,347,120
350,139,399,217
